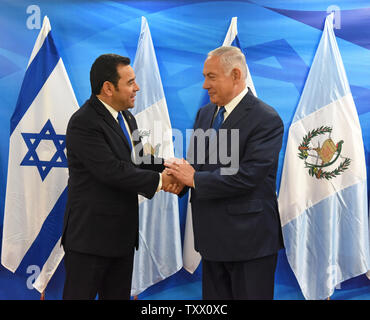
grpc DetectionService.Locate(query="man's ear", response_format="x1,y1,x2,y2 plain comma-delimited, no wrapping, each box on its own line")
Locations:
231,68,242,82
101,81,114,97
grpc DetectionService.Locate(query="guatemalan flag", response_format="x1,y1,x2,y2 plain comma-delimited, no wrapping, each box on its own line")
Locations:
278,13,370,300
130,16,182,296
1,17,78,294
182,16,257,274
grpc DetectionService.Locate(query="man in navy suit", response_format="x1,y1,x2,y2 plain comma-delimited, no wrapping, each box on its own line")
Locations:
166,46,284,299
62,54,178,300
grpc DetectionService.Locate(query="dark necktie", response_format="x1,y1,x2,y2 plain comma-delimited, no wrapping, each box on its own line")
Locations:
117,112,133,150
212,106,226,131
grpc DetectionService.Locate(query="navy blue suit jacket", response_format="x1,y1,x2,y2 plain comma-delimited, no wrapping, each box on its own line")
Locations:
189,89,284,261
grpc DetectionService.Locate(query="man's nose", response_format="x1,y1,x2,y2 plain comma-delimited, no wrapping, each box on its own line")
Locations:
203,78,210,89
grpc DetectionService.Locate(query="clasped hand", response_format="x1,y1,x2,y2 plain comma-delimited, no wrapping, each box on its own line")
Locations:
161,158,195,194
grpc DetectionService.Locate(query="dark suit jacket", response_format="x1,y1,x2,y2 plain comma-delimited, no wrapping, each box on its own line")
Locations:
189,89,284,261
61,95,164,258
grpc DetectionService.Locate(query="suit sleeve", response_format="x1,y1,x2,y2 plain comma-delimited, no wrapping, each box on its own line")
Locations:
138,154,165,173
193,113,284,199
66,114,159,199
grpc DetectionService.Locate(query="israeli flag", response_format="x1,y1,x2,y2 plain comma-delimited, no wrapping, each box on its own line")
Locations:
182,16,257,274
1,16,78,293
222,17,256,97
130,16,182,296
278,13,370,300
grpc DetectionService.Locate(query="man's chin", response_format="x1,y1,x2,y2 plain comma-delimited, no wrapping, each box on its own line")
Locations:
120,104,134,110
209,97,219,105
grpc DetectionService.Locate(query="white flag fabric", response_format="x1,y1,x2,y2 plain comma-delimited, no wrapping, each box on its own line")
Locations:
1,16,79,293
182,192,201,274
278,13,370,300
367,197,370,280
130,16,182,296
182,16,257,274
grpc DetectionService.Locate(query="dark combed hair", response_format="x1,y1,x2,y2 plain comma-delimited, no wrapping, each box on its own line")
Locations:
90,54,130,95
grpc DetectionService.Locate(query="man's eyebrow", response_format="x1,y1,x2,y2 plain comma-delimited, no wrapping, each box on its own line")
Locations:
203,72,216,77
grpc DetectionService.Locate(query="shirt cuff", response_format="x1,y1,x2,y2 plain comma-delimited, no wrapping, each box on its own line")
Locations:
156,173,162,192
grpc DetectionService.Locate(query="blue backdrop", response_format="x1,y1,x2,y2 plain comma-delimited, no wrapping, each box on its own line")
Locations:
0,0,369,300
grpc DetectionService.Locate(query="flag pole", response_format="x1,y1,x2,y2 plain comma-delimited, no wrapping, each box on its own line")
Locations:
40,290,45,300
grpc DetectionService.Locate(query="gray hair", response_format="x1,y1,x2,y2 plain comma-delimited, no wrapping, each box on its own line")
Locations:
207,46,247,80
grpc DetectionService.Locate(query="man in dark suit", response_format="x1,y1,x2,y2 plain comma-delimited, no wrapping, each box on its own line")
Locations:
61,54,178,300
165,46,284,299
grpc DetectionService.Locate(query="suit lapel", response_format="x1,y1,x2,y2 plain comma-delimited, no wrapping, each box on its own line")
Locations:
122,110,138,143
90,95,132,151
189,104,217,171
220,89,256,130
204,104,218,131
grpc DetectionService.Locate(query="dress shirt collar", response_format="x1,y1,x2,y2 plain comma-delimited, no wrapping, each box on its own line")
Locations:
98,98,119,122
220,85,248,119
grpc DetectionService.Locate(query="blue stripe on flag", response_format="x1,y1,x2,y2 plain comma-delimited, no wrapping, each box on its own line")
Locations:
15,187,67,275
10,32,60,135
231,35,241,49
283,180,370,299
232,35,250,60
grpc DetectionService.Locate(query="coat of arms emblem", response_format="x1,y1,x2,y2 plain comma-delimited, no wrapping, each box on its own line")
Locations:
139,129,161,156
298,126,350,180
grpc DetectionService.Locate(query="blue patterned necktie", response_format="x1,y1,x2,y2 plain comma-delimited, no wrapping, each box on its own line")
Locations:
117,112,133,150
212,106,225,131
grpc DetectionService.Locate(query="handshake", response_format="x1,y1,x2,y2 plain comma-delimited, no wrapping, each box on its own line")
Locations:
161,158,195,195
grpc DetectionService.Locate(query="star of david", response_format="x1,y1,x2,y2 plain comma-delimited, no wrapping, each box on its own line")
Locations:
20,119,67,181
